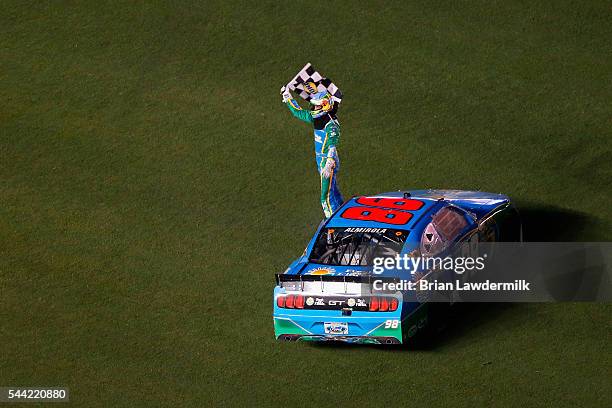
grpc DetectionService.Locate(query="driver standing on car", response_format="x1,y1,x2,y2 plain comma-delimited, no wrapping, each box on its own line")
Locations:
280,82,344,218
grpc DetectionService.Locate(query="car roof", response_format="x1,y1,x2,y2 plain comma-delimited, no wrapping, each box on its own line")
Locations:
326,189,511,230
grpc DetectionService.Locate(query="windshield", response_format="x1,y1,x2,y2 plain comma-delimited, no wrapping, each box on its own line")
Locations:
309,227,408,266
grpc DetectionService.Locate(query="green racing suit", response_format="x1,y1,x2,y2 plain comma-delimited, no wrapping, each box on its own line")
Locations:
284,97,344,218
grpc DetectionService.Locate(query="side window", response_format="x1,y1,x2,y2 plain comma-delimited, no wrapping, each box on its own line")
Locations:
421,222,445,256
432,206,469,241
420,206,470,255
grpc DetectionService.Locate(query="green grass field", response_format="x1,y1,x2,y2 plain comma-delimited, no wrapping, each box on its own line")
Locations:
1,1,611,406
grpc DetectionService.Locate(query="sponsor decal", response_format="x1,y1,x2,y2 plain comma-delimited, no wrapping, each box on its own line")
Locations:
308,267,335,275
324,322,348,335
327,299,345,307
343,269,369,276
304,81,317,94
299,296,368,310
289,99,301,110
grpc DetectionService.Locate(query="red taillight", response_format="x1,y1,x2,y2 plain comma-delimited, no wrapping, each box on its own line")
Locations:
369,296,379,311
278,294,399,311
369,296,399,312
295,294,304,309
285,294,295,308
379,297,389,312
277,294,304,309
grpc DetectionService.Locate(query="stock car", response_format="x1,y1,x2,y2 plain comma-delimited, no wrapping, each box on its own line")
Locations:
273,189,521,344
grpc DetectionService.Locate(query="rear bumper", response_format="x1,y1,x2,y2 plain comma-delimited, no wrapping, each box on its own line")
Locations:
273,312,403,344
277,333,401,344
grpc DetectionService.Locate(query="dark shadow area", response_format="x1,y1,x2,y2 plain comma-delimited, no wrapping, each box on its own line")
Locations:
518,204,604,241
518,205,609,301
409,303,519,351
541,245,610,301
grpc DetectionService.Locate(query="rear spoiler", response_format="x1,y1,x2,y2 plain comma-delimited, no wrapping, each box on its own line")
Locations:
275,274,400,285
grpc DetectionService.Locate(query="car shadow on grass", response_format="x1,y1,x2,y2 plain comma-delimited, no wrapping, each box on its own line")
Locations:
310,205,604,351
518,203,604,241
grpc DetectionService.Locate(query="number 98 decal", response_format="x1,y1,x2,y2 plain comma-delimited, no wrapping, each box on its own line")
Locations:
384,320,399,329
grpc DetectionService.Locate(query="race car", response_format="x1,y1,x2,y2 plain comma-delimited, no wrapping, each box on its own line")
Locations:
273,189,521,345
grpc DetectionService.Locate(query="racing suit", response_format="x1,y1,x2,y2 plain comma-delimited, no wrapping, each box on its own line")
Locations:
284,97,344,218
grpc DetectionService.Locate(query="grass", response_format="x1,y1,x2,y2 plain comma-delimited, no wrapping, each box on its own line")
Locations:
1,1,610,406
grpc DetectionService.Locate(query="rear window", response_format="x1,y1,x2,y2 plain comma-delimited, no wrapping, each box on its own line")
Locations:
309,227,408,266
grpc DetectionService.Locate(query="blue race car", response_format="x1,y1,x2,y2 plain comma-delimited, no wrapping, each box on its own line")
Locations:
273,189,521,345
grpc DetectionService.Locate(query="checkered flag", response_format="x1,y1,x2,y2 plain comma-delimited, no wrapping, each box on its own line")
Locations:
287,63,343,104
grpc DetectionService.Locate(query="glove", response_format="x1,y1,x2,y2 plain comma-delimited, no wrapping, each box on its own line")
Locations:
280,85,292,103
321,158,336,179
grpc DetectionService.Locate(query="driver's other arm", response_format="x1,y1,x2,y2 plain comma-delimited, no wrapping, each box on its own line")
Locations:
321,124,339,178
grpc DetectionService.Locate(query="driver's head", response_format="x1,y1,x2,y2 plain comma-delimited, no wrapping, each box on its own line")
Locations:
309,91,334,118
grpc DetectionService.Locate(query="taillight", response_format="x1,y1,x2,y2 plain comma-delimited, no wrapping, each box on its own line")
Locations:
379,297,389,312
369,296,379,311
369,296,399,312
276,294,400,311
295,294,304,309
276,294,303,309
389,297,399,311
285,294,295,308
